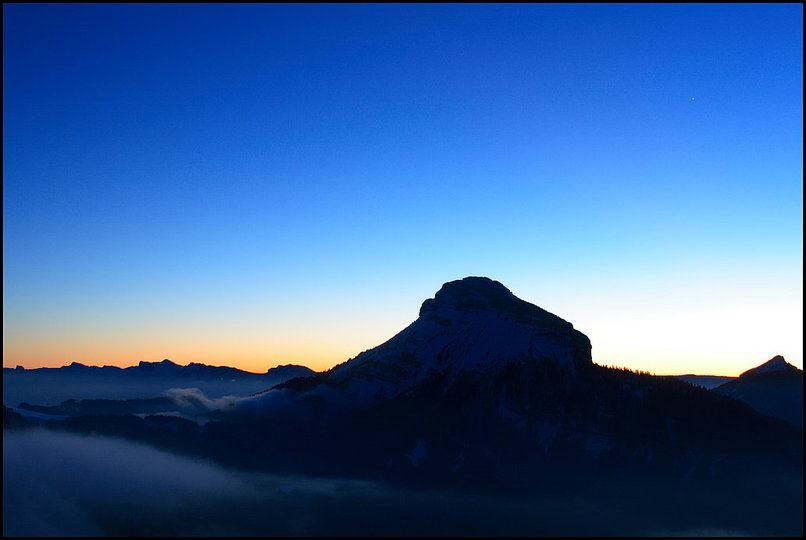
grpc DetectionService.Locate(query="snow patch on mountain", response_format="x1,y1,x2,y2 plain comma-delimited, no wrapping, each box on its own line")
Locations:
326,277,591,403
739,355,798,377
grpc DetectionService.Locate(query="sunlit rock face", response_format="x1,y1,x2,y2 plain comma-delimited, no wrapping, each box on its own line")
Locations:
327,277,592,402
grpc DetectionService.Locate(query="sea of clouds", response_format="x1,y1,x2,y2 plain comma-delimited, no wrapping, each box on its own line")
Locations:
4,428,761,537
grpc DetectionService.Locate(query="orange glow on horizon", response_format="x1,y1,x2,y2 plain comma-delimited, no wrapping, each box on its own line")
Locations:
3,292,801,378
2,340,351,374
5,341,801,378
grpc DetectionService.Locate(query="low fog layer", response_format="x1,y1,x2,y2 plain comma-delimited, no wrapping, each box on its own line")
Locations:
2,373,278,407
3,429,766,537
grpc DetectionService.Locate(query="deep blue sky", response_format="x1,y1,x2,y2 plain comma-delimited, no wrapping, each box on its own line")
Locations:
4,3,802,374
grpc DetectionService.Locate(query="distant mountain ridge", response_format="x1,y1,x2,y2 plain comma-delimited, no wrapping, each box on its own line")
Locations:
672,374,735,389
6,358,312,378
3,359,316,407
713,355,803,426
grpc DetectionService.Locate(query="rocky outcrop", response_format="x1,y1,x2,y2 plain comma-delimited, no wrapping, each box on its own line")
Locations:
319,277,591,403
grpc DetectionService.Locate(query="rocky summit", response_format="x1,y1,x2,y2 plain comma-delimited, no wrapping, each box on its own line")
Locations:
715,355,803,426
737,354,800,378
324,276,592,402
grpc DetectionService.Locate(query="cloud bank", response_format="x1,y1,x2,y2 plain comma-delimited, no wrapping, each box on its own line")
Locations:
3,429,768,536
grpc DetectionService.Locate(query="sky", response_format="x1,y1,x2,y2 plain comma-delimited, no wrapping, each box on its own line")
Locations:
3,3,802,376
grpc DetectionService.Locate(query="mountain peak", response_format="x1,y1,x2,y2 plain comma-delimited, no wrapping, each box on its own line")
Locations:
433,276,511,297
419,276,575,330
419,277,513,314
136,359,181,372
324,277,592,401
740,355,800,378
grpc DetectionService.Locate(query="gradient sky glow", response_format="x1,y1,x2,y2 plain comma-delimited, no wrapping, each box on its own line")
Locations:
3,3,802,376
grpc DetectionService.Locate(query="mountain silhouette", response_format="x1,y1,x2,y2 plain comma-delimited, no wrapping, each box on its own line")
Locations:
672,374,735,389
714,355,803,426
189,278,800,492
4,358,315,380
3,360,316,408
285,277,591,404
4,277,802,535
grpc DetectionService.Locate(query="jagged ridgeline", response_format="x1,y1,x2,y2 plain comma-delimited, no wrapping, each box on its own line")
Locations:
3,359,316,408
5,278,802,512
